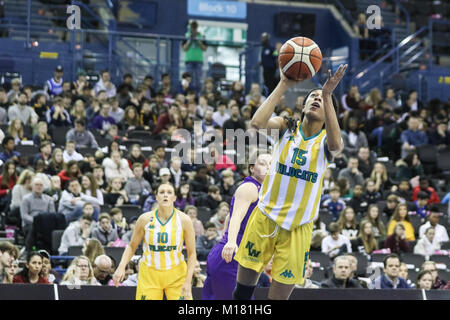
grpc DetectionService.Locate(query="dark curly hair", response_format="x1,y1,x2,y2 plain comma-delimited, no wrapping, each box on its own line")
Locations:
284,88,340,133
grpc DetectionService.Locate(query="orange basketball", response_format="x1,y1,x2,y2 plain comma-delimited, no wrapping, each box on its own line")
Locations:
278,36,322,81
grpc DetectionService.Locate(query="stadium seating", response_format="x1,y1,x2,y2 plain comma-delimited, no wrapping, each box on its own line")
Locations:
117,205,142,222
51,229,64,255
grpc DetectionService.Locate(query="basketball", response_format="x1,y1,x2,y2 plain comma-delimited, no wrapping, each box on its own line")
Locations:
278,36,322,81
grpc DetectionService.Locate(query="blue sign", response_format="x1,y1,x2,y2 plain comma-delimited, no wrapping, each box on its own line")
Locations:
187,0,247,19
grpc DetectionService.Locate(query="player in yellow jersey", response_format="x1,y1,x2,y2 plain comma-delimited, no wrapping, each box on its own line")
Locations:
233,64,347,300
113,183,197,300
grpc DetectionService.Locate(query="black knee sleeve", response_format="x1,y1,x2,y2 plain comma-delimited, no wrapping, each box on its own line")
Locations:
232,282,256,300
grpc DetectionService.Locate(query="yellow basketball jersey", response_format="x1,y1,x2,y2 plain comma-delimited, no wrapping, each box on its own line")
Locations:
258,122,330,231
141,209,184,271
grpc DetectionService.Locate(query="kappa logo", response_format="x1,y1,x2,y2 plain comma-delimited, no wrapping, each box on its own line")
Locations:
280,269,295,279
148,224,155,229
141,295,146,300
288,135,295,141
245,241,261,258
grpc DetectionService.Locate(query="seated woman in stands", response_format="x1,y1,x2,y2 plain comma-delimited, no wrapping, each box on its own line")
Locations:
0,160,17,213
362,204,386,243
102,150,133,182
82,238,105,266
81,173,104,210
126,144,149,170
8,119,25,145
395,152,424,182
337,207,359,241
103,176,129,207
33,121,52,148
45,148,64,176
387,203,416,241
370,162,391,193
13,252,49,284
384,222,410,254
58,160,82,189
60,256,100,286
351,220,378,255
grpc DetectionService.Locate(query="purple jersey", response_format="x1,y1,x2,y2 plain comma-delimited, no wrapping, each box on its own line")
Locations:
202,176,261,300
220,176,261,246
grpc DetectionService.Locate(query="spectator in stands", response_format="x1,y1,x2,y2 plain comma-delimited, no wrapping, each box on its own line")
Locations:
321,222,352,259
402,90,423,114
0,136,20,164
8,119,25,145
69,99,87,123
420,261,447,289
321,255,361,288
32,140,52,166
0,160,17,212
209,201,229,238
121,105,141,132
59,178,100,223
338,157,365,189
219,169,236,203
357,147,375,178
382,194,399,219
428,117,450,148
196,185,222,211
387,203,415,241
92,213,119,247
412,191,430,222
58,160,82,188
32,121,51,147
8,169,34,227
92,102,116,134
32,93,50,122
92,165,107,191
401,117,428,159
38,250,60,284
13,251,49,284
209,144,236,172
418,206,449,244
363,204,386,242
399,262,415,288
196,222,218,261
109,207,127,238
108,98,124,125
104,176,129,207
62,141,84,163
168,156,188,189
46,96,71,127
416,270,433,290
352,220,378,254
192,260,207,288
370,254,410,289
20,176,55,234
6,78,21,103
321,186,346,221
126,144,148,170
0,242,19,284
322,168,335,196
341,117,368,157
185,205,204,237
391,180,413,204
182,20,207,92
0,87,8,110
411,177,440,205
363,179,382,205
122,216,137,244
45,148,63,176
414,227,441,256
83,238,105,266
370,162,390,192
58,213,92,255
94,70,116,98
347,184,368,216
337,207,359,241
384,222,410,254
174,182,194,211
353,13,369,38
61,255,99,286
151,91,169,119
81,173,104,209
66,119,99,149
223,104,246,132
395,153,424,182
212,100,230,128
102,150,133,183
92,254,113,285
44,65,64,97
124,163,151,205
153,103,182,136
142,74,156,99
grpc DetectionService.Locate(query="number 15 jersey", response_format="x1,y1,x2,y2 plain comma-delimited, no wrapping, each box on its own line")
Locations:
258,122,330,231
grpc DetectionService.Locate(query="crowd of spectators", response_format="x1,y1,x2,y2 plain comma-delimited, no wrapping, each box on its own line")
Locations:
0,61,449,292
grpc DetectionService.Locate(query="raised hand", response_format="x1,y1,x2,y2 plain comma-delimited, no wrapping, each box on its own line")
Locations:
322,64,348,95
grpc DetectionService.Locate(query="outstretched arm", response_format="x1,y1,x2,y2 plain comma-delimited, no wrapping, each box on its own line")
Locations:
250,71,299,135
322,64,347,154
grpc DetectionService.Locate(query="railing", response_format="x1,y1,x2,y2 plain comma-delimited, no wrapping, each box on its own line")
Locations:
390,0,410,31
351,26,429,93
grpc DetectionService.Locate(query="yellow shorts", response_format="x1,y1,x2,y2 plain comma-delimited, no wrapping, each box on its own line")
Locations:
136,261,191,300
234,207,313,286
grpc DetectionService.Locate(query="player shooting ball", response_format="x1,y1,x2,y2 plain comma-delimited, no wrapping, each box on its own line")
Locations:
233,63,348,300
